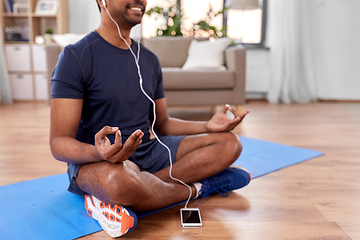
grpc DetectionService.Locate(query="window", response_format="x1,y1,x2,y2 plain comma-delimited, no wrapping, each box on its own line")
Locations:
180,0,224,38
142,0,267,46
225,0,267,46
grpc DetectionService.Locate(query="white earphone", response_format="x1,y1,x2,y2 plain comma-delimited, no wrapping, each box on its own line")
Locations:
101,0,193,208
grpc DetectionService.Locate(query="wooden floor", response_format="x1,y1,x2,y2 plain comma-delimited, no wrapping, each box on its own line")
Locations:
0,101,359,240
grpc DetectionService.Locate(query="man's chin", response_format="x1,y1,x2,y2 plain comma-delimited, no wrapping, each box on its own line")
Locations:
127,20,142,28
128,18,143,26
125,10,144,24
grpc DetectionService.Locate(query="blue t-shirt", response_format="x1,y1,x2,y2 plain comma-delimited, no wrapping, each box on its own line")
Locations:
51,32,186,196
51,31,164,144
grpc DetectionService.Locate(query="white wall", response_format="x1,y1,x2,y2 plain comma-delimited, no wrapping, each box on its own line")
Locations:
68,0,100,34
245,49,270,99
312,0,360,100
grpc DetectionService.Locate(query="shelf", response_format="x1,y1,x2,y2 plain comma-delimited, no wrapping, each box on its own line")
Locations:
2,13,29,17
4,41,30,44
31,13,57,17
2,13,57,18
1,0,69,101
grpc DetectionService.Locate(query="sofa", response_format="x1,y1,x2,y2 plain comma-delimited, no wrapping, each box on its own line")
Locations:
46,36,246,111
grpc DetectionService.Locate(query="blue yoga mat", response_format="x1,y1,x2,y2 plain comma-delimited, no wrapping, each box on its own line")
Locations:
235,136,324,178
0,137,323,240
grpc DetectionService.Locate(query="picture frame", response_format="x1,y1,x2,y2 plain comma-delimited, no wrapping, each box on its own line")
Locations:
35,0,58,15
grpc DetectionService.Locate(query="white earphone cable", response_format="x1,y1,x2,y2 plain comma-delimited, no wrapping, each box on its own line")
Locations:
104,5,193,208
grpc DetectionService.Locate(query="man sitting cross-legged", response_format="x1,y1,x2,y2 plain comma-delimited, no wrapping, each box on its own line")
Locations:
49,0,251,237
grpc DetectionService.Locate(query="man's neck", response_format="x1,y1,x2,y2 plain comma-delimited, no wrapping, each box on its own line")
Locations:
96,21,133,50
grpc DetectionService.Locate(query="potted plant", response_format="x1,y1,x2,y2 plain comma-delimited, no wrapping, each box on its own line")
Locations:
190,6,228,39
145,3,183,36
146,3,228,39
44,28,53,44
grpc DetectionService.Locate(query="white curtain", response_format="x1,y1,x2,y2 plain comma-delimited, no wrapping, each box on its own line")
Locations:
0,18,12,104
266,0,317,104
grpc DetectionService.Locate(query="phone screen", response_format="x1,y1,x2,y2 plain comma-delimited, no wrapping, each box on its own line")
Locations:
181,209,201,224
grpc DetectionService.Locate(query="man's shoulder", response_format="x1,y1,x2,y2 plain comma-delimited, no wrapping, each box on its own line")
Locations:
139,42,156,56
138,42,161,66
64,31,101,59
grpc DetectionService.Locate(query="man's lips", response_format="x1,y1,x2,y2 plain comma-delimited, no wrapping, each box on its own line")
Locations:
127,5,145,14
130,6,142,12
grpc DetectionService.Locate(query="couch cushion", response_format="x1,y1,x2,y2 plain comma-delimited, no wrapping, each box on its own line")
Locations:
182,38,232,70
162,68,235,90
142,37,192,68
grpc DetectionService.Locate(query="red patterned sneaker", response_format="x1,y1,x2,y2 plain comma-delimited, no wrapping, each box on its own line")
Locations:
84,194,137,238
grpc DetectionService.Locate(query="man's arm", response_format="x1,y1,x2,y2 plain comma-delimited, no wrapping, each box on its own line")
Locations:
153,98,249,136
50,98,102,164
50,98,144,165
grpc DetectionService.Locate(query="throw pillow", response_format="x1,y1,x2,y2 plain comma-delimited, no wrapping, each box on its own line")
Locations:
182,37,232,70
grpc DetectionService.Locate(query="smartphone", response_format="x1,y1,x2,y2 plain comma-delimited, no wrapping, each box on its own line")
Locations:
180,208,202,228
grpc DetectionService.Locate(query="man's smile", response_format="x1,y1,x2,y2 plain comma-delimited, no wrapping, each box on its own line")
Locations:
127,4,145,15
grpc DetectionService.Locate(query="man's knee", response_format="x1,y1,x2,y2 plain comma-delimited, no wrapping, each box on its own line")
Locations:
219,132,242,162
101,165,145,206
